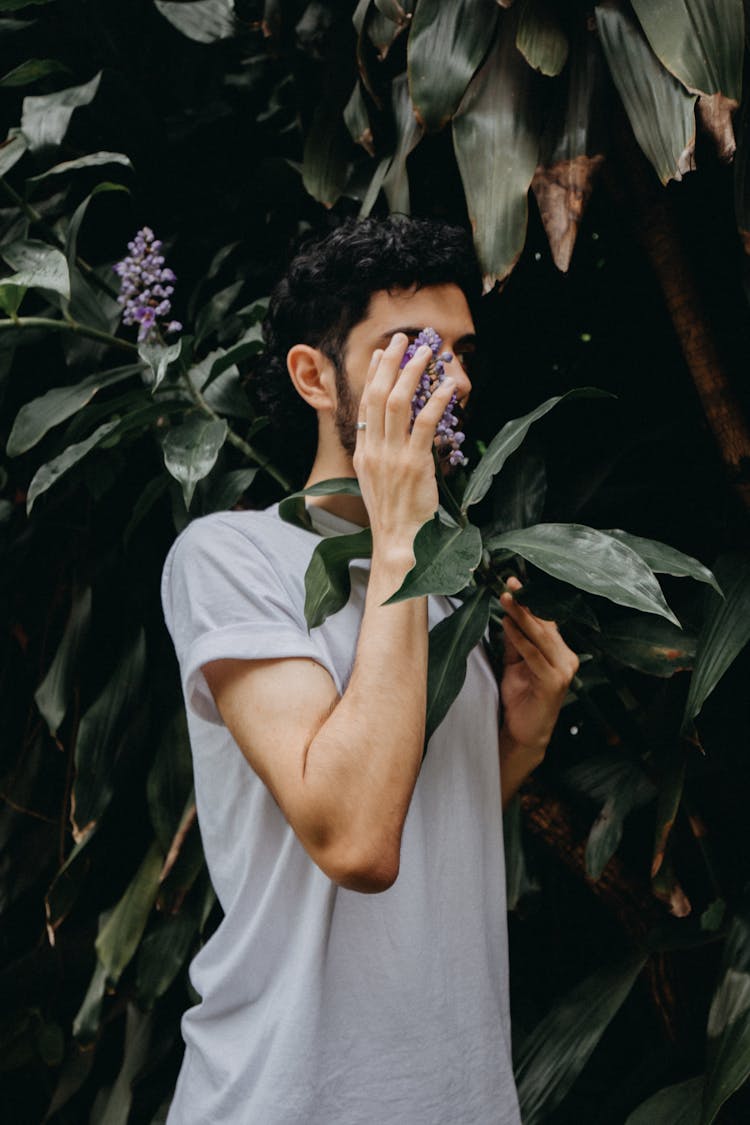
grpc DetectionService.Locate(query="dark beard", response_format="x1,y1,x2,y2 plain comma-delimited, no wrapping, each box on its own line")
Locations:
334,364,359,456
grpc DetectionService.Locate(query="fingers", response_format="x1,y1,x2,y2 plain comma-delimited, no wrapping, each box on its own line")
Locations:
500,577,580,682
365,333,412,442
383,343,433,447
409,376,457,454
355,348,382,451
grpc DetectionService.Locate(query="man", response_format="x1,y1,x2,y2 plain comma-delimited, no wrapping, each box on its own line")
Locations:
161,217,578,1123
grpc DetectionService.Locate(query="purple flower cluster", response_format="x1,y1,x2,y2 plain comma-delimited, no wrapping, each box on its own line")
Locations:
401,327,467,467
113,227,182,344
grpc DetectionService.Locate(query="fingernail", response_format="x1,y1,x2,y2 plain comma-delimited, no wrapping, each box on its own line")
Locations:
390,332,406,347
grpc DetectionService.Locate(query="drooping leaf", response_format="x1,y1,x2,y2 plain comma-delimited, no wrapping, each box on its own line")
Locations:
487,450,546,534
515,954,646,1124
303,96,351,209
304,527,373,629
90,1004,152,1125
161,416,228,508
651,744,686,882
682,553,750,732
382,72,422,214
29,150,132,182
205,467,258,512
515,576,601,630
20,71,101,151
604,529,720,593
146,709,194,854
1,238,70,300
26,419,120,513
70,630,146,842
188,349,252,419
486,523,680,624
202,337,264,390
136,900,202,1009
597,615,696,677
702,909,750,1123
408,0,498,132
72,958,108,1045
564,753,656,879
516,0,568,76
278,477,362,530
596,1,697,185
95,841,163,984
0,127,27,176
463,388,610,510
425,587,491,743
452,11,540,289
7,365,137,455
34,585,91,738
0,57,68,86
629,0,743,102
157,803,205,914
154,0,235,42
387,517,482,603
139,340,182,391
344,82,375,153
625,1075,703,1124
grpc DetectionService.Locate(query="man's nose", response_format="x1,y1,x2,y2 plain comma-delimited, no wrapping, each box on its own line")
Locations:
443,353,472,403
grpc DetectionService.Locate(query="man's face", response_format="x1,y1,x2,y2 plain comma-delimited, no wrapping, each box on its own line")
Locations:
333,284,477,455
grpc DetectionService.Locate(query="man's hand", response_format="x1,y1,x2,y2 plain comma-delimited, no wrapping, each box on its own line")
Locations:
497,575,579,805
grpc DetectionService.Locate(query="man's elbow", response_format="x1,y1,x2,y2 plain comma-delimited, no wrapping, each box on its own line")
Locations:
317,838,401,894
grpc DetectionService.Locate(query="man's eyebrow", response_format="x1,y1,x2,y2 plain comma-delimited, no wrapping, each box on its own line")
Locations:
376,328,478,347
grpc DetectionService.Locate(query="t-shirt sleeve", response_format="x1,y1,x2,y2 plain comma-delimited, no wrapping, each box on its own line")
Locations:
161,515,332,724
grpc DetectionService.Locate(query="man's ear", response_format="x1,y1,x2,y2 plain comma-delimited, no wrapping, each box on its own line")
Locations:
286,345,337,412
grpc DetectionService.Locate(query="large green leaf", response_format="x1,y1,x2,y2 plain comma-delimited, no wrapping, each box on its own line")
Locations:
515,954,646,1123
487,451,546,536
34,585,91,738
485,523,680,624
154,0,235,42
626,1075,703,1124
463,389,609,510
408,0,498,132
596,1,697,185
1,238,70,300
516,0,568,76
278,477,363,531
29,150,132,182
425,587,491,743
452,11,540,288
189,348,253,418
304,527,373,629
382,73,422,215
95,842,163,984
91,1004,152,1125
136,901,201,1009
161,416,228,508
26,418,120,513
597,615,696,677
7,365,137,455
702,909,750,1123
387,517,482,603
604,529,720,593
682,553,750,731
302,96,351,209
20,71,101,151
70,630,146,842
629,0,743,102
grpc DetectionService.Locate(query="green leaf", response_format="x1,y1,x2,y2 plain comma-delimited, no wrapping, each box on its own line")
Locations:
343,81,374,153
516,0,569,76
7,365,138,455
597,615,696,677
408,0,498,132
1,237,70,299
20,70,101,151
146,710,193,853
278,477,362,531
26,418,120,512
136,901,201,1009
0,0,54,8
515,954,646,1124
123,475,170,544
161,416,228,508
387,517,482,603
154,0,236,42
629,0,743,101
205,467,258,512
72,958,108,1045
0,57,68,86
202,337,263,391
90,1004,152,1124
29,149,132,181
625,1075,703,1124
604,530,720,593
0,127,28,176
95,841,163,984
596,1,697,185
34,585,91,738
651,744,686,882
486,451,546,534
487,523,681,624
194,279,243,346
139,340,182,391
382,73,423,214
304,527,373,629
425,587,491,743
452,10,540,288
70,630,147,841
564,753,656,879
504,792,536,911
302,96,351,209
682,553,750,732
702,910,750,1123
463,389,610,510
157,805,205,914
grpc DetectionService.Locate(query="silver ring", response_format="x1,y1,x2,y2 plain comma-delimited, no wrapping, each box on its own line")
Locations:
356,421,367,430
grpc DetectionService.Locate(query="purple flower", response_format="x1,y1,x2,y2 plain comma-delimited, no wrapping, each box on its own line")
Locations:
401,327,468,467
114,227,180,345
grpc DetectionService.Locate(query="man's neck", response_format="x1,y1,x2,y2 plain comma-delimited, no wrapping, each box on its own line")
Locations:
304,448,369,527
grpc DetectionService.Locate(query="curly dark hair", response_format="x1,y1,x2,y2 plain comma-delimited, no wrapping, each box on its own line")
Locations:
253,216,482,476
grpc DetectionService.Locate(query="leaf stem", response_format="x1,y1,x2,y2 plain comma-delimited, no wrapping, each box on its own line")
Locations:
0,315,137,352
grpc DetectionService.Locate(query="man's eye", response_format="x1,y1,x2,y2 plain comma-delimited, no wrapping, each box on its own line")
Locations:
455,350,477,372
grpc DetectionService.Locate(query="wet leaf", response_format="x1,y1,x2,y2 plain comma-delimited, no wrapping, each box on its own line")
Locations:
597,616,696,677
425,587,491,743
604,530,720,593
486,524,680,624
452,11,540,288
702,910,750,1123
515,954,646,1124
516,0,568,76
596,1,697,185
304,527,373,629
34,585,91,738
21,71,101,151
682,553,750,732
1,237,70,299
387,517,482,603
155,0,235,43
161,416,228,508
27,419,120,513
625,1075,703,1124
95,841,163,984
408,0,498,132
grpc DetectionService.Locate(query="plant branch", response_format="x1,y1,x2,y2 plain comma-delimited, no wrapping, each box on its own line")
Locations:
0,315,137,352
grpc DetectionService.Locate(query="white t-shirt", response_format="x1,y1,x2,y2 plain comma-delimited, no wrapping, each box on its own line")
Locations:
161,503,520,1125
